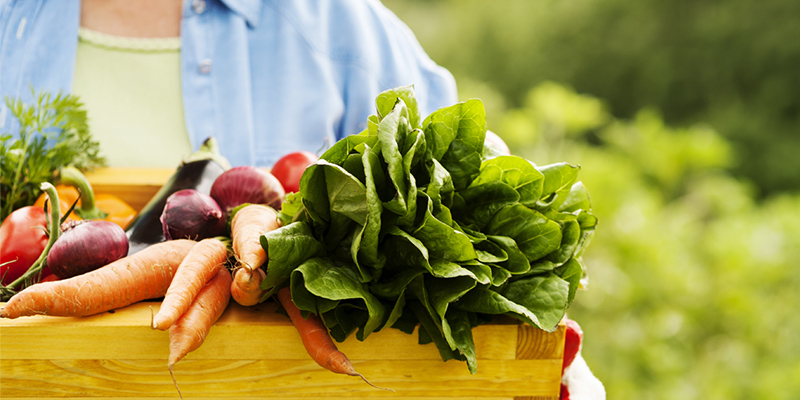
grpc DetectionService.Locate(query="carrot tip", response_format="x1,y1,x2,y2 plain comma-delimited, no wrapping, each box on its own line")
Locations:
354,372,395,392
168,364,184,400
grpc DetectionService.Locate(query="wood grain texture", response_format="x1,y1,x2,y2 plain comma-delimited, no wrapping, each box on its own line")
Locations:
0,302,563,398
513,321,566,400
1,302,518,361
83,167,173,211
1,359,558,398
513,397,560,400
516,322,565,360
3,398,516,400
0,169,564,398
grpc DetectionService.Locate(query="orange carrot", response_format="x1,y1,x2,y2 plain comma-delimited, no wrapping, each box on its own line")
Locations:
276,287,392,391
231,204,279,271
230,266,267,306
152,238,229,330
168,267,232,398
0,240,197,319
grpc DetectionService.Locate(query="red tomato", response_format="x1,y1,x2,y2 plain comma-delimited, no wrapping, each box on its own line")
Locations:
271,151,318,193
0,206,51,285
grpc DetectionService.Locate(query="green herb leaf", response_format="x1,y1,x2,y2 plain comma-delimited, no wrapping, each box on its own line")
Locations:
1,89,105,220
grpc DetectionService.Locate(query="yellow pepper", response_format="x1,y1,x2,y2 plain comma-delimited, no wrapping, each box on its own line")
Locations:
34,167,137,229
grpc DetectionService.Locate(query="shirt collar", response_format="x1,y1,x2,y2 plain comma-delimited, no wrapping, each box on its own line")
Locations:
219,0,262,27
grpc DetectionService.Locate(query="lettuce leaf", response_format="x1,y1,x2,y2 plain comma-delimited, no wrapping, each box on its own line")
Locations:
263,86,597,374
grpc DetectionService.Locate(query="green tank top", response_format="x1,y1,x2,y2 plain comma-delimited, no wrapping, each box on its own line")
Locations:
71,27,192,168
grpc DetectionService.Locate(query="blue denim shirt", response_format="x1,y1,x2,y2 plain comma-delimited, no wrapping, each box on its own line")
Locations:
0,0,457,167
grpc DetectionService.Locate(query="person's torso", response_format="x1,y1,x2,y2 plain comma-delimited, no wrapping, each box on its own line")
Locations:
0,0,457,167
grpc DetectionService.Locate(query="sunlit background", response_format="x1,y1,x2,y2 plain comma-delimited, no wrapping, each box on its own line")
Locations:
384,1,800,398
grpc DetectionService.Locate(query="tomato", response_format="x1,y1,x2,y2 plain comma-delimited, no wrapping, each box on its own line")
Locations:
271,151,318,193
0,206,50,285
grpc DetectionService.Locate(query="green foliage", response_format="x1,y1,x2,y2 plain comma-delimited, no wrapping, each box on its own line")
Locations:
0,89,105,220
488,82,800,399
265,86,597,374
384,0,800,195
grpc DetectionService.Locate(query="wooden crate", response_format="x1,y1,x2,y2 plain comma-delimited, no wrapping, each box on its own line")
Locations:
83,167,175,212
0,168,565,399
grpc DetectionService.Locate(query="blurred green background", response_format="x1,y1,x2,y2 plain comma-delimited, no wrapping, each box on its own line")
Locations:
383,1,800,398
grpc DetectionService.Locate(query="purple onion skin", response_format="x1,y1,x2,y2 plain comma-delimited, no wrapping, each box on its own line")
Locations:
210,166,285,213
47,220,129,279
160,189,226,241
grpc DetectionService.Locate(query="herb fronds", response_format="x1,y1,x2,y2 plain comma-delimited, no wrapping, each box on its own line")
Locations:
0,89,105,221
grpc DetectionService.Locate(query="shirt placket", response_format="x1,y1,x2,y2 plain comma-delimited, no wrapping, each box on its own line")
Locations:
181,0,217,154
180,0,255,166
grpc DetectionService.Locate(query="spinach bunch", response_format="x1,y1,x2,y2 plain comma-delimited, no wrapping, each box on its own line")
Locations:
262,86,597,373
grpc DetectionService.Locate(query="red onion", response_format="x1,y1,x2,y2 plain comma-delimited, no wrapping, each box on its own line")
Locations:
210,166,285,213
160,189,226,240
47,220,129,279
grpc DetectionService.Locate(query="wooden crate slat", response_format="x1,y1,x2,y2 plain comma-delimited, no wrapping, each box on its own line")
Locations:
83,168,173,212
1,303,528,361
0,359,560,398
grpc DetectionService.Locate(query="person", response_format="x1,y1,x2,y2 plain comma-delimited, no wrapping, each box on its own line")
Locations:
0,0,457,167
0,2,605,397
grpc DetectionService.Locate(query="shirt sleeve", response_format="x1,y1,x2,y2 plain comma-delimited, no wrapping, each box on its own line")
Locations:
272,0,458,140
365,0,459,116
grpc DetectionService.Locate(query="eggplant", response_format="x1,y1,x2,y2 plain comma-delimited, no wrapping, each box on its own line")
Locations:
125,137,231,254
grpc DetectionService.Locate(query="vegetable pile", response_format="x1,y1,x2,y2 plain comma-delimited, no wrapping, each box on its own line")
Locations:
262,86,597,373
0,166,136,294
0,85,597,389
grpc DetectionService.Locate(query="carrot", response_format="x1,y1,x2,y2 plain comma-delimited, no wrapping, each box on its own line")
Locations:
0,239,196,319
168,267,232,398
152,238,228,330
230,266,267,306
231,204,279,271
276,286,392,391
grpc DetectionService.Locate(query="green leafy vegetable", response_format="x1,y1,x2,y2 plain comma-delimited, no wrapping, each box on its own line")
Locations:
0,89,105,221
266,85,597,373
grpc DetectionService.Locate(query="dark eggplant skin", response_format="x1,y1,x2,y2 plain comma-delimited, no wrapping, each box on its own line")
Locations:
125,138,230,254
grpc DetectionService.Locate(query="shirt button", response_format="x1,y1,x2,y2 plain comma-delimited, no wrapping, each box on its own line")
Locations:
192,0,206,14
198,59,212,74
